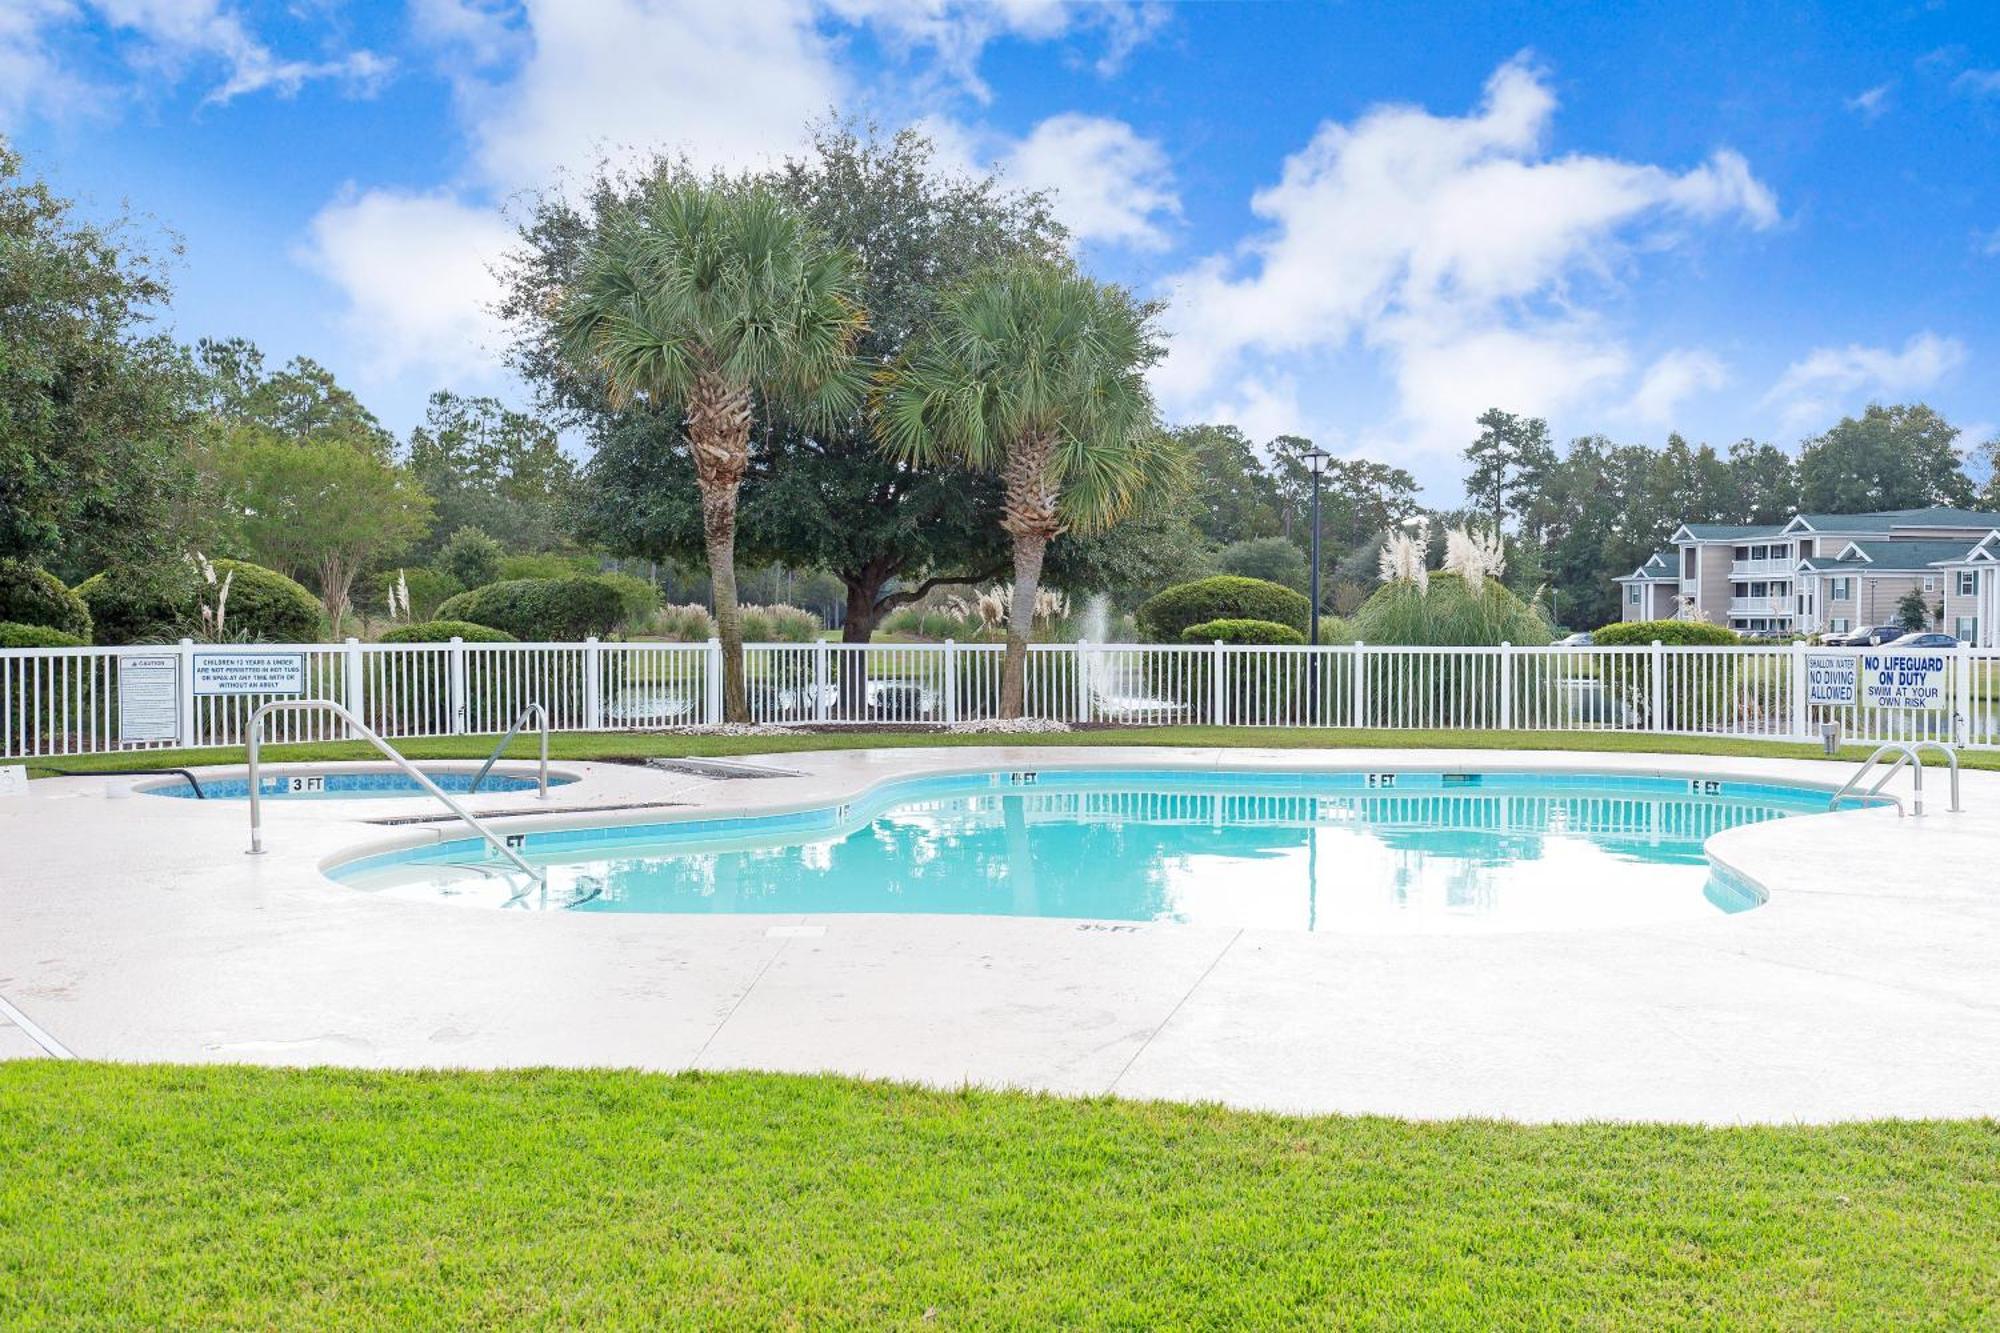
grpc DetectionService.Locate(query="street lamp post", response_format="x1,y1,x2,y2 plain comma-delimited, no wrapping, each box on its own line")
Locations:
1304,446,1330,718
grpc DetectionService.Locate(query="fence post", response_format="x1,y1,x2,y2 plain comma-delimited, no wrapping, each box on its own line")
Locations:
583,636,604,731
343,637,364,738
1073,643,1091,723
1210,640,1226,725
704,638,723,725
1955,641,1973,746
177,637,197,747
1791,640,1810,742
1499,641,1514,732
1351,642,1366,729
814,639,831,723
942,639,958,725
447,637,467,735
1649,640,1666,732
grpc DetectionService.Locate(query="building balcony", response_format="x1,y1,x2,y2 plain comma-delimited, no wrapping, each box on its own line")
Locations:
1728,596,1791,617
1729,558,1795,578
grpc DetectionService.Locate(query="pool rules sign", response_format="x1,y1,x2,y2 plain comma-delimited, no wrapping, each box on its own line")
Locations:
1859,651,1949,711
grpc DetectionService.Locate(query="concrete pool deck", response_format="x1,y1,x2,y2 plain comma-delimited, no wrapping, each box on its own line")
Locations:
2,745,1997,1123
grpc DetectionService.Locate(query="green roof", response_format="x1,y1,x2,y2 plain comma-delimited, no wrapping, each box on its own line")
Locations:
1677,523,1781,540
1617,550,1678,580
1803,539,1980,572
1792,507,2000,534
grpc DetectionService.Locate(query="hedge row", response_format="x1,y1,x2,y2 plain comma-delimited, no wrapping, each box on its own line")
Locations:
1179,618,1307,646
0,561,92,639
75,560,326,645
0,620,89,648
1137,576,1312,642
435,578,626,641
1592,619,1740,647
377,620,518,645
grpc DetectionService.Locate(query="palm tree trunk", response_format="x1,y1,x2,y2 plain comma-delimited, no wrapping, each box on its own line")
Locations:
1001,533,1048,718
687,375,753,723
701,486,748,722
999,432,1062,719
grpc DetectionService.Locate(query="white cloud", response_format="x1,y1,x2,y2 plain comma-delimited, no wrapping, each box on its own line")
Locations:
1626,347,1729,425
820,0,1164,99
93,0,390,103
0,0,92,127
1764,331,1968,429
1846,82,1892,118
1952,68,2000,97
1002,113,1179,250
299,188,518,385
1152,56,1778,457
448,0,844,189
907,110,1180,249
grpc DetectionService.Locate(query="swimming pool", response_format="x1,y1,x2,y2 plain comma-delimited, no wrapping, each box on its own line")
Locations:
331,768,1868,932
143,768,576,800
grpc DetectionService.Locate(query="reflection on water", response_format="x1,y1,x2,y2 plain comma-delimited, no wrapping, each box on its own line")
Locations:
365,784,1793,933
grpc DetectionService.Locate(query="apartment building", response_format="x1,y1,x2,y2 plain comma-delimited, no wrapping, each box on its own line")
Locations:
1612,507,2000,645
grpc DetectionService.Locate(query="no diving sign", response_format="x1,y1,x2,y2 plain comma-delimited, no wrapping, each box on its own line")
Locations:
1859,652,1948,711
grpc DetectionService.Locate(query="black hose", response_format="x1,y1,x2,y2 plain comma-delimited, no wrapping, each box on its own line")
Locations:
32,765,207,799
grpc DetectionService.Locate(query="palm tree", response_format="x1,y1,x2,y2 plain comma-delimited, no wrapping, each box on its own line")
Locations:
878,262,1164,717
558,180,865,722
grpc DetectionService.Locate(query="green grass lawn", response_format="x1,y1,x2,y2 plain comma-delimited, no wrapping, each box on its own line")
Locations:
0,1065,1993,1329
23,723,2000,779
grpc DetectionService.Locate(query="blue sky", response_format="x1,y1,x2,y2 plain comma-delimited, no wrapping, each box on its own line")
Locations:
7,0,1999,500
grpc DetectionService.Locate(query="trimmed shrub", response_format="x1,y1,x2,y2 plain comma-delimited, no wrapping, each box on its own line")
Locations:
436,577,625,641
1589,619,1749,730
76,559,324,644
213,560,326,642
0,620,89,648
1592,618,1740,647
377,619,517,644
0,562,92,639
1180,617,1306,646
1136,576,1312,642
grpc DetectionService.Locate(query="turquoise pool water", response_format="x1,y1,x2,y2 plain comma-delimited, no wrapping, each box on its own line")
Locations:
146,770,575,800
332,769,1855,932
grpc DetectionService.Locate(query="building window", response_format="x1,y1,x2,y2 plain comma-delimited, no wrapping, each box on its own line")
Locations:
1627,587,1639,605
1830,618,1850,633
1734,546,1750,560
1957,617,1978,642
1958,571,1978,597
1923,575,1938,592
1830,577,1853,601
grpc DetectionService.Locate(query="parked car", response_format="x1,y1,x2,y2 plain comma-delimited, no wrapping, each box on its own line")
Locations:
1555,631,1593,647
1885,632,1959,649
1834,624,1907,647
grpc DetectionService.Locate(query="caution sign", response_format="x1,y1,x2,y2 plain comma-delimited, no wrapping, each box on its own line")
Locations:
1859,652,1948,711
1804,653,1857,706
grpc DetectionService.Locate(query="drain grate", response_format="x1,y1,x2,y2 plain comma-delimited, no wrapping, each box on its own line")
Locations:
644,757,805,780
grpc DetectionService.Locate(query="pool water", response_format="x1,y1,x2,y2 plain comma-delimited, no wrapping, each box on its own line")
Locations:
146,770,574,800
332,769,1855,932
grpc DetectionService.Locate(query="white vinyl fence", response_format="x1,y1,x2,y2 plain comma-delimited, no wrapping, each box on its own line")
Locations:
4,636,1998,761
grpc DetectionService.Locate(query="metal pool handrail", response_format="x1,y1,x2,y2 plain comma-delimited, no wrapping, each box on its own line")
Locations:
469,704,549,797
244,700,543,883
1829,740,1961,817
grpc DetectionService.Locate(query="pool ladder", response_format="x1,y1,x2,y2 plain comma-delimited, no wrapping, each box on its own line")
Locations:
244,700,544,883
1829,741,1961,818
